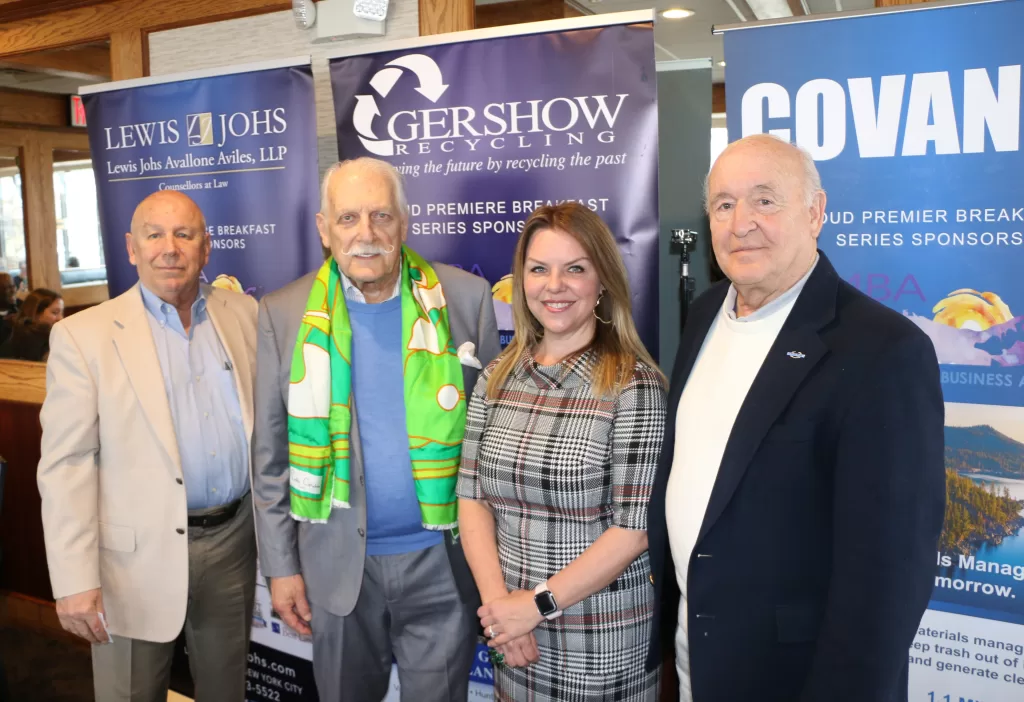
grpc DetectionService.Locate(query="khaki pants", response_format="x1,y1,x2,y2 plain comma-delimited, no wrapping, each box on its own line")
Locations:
92,494,257,702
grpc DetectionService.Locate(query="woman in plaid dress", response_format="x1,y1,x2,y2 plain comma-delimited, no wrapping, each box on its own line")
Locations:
457,203,667,701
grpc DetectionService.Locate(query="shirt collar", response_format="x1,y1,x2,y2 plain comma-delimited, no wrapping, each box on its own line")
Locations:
139,283,206,328
338,258,402,303
514,347,596,391
724,254,819,323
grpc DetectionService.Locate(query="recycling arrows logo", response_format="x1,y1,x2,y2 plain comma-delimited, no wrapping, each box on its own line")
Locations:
353,54,449,157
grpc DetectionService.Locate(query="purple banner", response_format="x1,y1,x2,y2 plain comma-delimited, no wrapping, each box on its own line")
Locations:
83,62,323,299
328,20,660,352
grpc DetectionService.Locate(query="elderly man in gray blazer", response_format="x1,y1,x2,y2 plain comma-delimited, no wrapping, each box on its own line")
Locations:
253,157,501,702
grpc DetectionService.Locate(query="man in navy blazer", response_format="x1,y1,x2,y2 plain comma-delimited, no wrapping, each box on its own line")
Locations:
647,134,945,702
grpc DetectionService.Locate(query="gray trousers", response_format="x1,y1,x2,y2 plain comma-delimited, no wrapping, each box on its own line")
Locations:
92,493,257,702
311,542,477,702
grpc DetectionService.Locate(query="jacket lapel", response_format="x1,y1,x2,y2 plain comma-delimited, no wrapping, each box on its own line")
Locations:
206,288,254,442
110,284,182,472
696,254,839,546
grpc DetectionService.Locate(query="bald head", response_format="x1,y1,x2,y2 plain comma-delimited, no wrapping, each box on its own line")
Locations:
125,190,210,308
130,190,206,236
705,133,827,316
707,135,822,214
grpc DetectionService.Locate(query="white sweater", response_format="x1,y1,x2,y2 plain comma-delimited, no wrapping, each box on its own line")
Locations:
666,258,817,702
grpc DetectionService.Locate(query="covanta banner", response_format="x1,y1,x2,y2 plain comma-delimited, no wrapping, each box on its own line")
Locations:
724,1,1024,699
327,15,660,354
82,58,322,300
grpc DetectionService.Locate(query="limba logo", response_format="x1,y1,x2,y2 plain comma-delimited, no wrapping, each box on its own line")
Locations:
352,53,629,157
186,113,215,147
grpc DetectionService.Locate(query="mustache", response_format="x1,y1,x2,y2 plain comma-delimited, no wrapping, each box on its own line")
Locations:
342,243,395,256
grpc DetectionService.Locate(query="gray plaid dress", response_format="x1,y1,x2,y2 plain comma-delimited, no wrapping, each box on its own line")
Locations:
457,349,665,701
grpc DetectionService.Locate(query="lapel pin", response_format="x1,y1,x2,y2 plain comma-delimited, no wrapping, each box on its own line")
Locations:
787,351,806,359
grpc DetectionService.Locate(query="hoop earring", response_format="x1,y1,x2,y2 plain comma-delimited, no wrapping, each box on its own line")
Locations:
593,294,612,325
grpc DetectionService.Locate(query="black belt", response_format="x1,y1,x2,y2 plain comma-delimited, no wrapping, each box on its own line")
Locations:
187,496,244,529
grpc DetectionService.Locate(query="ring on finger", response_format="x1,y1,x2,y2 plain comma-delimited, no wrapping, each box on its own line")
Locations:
488,624,496,639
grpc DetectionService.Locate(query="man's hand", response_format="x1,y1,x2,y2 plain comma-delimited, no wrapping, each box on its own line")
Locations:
270,574,312,635
497,632,540,668
56,588,108,644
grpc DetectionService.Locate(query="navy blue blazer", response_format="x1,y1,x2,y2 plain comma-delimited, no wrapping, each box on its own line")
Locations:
646,252,945,702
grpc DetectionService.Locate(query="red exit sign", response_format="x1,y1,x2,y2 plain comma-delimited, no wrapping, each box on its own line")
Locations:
70,95,86,127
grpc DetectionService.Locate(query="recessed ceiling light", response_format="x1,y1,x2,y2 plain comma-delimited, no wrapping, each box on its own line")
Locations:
717,60,727,67
661,8,695,20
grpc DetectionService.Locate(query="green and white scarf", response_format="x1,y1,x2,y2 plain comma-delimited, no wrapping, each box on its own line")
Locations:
287,246,465,527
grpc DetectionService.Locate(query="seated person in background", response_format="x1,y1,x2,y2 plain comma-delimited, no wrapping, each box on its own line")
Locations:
0,288,64,361
13,262,28,301
0,273,18,345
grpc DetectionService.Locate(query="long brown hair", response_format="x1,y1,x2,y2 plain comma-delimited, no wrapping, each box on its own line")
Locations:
486,203,665,399
16,288,61,326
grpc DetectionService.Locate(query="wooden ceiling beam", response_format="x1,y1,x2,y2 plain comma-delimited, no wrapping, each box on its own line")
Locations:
420,0,474,35
110,29,147,81
0,45,110,80
0,87,68,128
0,1,109,24
0,0,292,58
786,0,808,16
476,0,571,29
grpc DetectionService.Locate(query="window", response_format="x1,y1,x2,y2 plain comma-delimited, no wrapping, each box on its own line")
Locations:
0,146,28,293
711,127,729,170
53,150,105,286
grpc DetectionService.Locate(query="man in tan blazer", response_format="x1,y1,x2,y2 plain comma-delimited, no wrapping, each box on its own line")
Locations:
38,190,258,702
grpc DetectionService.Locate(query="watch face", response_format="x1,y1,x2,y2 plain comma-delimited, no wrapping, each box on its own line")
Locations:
535,590,558,616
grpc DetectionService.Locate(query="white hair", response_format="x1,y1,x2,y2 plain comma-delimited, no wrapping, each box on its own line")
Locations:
319,157,409,218
703,134,824,214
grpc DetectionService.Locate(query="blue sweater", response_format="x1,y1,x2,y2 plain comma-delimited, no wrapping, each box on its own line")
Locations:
349,296,442,556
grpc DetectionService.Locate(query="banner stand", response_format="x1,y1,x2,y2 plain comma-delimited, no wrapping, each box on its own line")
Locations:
80,55,324,702
655,59,713,365
326,9,662,357
721,1,1024,699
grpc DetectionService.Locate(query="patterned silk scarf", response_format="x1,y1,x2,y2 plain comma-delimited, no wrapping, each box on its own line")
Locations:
286,247,465,527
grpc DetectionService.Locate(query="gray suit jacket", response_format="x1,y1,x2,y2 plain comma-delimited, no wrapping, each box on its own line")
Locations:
252,262,501,617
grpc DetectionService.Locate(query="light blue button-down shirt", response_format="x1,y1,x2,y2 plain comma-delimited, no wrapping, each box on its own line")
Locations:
140,284,249,510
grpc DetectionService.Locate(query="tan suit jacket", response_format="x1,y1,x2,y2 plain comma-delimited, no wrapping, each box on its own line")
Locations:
37,283,257,643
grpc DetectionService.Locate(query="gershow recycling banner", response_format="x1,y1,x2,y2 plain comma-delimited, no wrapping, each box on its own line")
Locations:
724,1,1024,700
82,58,324,702
82,58,322,300
327,13,660,355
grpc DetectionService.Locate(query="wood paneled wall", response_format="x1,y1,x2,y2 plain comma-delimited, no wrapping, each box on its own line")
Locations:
420,0,474,35
476,0,579,28
0,399,50,601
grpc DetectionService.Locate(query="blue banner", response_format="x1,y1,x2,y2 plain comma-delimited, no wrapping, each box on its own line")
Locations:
725,2,1024,700
83,60,322,299
328,19,660,354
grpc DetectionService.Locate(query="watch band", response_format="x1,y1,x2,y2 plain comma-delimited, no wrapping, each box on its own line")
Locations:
533,580,563,620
